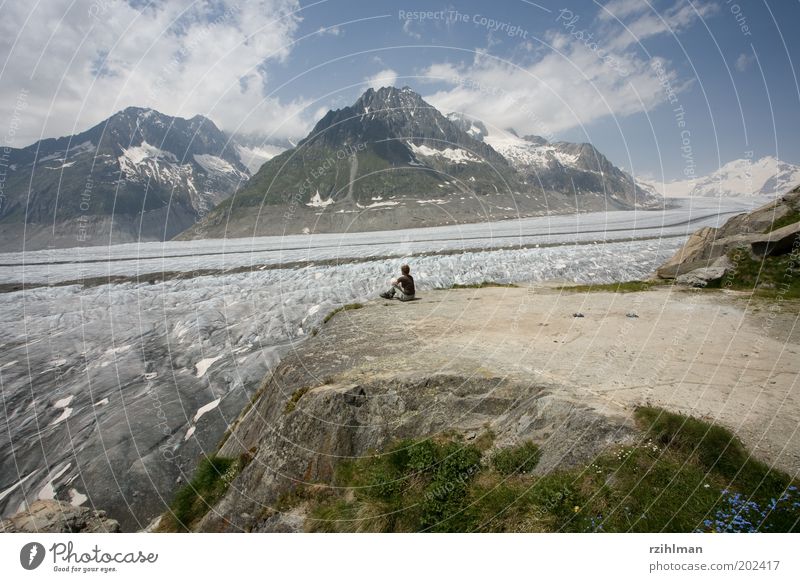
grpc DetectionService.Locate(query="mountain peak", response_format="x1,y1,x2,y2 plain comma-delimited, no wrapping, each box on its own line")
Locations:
353,85,428,113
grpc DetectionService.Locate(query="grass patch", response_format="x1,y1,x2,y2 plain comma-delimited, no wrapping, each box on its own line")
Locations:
558,280,664,293
284,386,311,413
158,453,252,532
438,281,518,290
720,248,800,298
635,407,788,502
322,303,363,324
766,210,800,233
282,409,799,533
491,442,541,476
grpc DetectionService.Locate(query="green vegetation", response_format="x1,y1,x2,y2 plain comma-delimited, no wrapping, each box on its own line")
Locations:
284,386,311,413
719,247,800,298
439,281,518,290
322,302,364,324
558,280,665,293
158,453,252,532
279,408,799,532
766,210,800,233
230,145,446,209
491,442,541,476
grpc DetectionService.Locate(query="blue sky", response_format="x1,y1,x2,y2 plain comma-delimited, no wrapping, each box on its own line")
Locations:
1,0,798,182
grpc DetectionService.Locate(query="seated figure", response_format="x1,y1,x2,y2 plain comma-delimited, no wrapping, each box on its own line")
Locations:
380,264,415,301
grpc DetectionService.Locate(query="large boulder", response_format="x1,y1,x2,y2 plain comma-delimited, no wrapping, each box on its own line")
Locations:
0,500,120,533
750,220,800,257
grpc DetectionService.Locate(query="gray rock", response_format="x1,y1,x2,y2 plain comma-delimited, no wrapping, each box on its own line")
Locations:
750,220,800,257
0,500,120,533
675,256,732,288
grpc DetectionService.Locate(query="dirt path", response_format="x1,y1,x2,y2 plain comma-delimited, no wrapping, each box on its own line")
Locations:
327,285,800,476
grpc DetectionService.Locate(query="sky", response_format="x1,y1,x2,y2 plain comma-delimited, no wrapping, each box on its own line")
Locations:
1,0,798,183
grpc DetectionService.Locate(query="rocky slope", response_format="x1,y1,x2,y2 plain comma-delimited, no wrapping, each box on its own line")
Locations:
448,113,660,210
177,285,800,532
656,186,800,285
0,107,249,251
179,87,661,240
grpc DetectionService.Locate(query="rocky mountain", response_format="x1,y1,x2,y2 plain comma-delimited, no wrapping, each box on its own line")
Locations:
180,87,660,240
448,112,660,210
644,156,800,198
487,131,660,209
0,107,249,251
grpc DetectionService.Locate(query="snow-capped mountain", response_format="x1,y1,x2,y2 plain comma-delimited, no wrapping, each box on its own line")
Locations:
0,107,250,251
181,87,660,240
643,156,800,198
448,113,661,210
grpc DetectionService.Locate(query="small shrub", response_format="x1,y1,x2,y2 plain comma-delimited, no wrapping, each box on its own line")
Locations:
284,386,310,413
491,442,541,475
161,455,245,531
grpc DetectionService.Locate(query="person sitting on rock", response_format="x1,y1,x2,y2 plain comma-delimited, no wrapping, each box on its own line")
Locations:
380,264,415,301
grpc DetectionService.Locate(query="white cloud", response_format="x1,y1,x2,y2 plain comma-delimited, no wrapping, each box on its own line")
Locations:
735,53,754,72
600,0,718,50
0,0,312,146
598,0,651,22
317,25,342,36
402,19,422,40
422,42,680,138
421,1,708,138
364,68,399,90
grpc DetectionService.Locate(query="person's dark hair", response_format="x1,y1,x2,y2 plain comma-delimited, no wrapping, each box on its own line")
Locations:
400,264,410,275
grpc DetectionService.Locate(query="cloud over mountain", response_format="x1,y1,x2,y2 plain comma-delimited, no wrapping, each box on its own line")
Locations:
0,0,311,146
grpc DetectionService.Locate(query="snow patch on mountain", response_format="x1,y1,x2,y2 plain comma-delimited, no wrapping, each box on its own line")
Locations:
193,154,237,175
483,130,578,168
357,200,401,209
120,141,178,166
38,141,96,163
408,142,483,164
306,190,335,208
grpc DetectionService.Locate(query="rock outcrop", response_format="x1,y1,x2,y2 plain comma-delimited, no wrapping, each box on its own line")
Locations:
0,500,120,533
180,284,800,532
656,187,800,283
198,373,631,532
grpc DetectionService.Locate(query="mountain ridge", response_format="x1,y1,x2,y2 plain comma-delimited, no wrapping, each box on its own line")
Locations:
642,155,800,198
179,86,661,241
0,107,250,251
